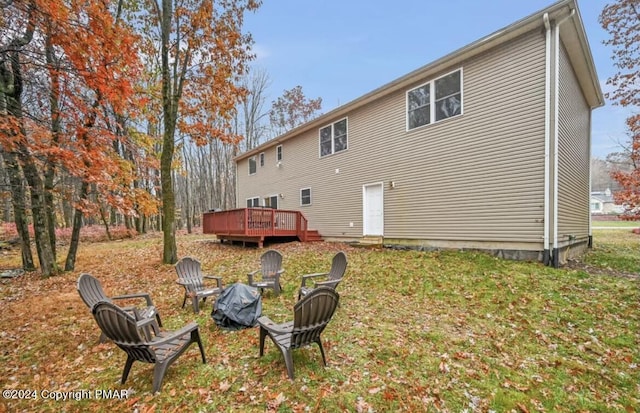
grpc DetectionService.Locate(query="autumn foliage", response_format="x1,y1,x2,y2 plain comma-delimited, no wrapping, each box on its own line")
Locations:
1,0,261,273
130,0,262,264
600,0,640,219
609,133,640,219
1,0,149,213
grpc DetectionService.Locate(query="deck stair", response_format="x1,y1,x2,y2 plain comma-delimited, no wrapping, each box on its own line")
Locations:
305,229,323,242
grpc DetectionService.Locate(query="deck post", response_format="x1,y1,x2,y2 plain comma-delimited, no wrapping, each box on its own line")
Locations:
270,209,275,236
244,208,249,236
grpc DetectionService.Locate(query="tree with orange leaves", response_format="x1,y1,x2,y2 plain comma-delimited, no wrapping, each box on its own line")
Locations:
1,1,56,275
46,1,149,271
1,0,148,275
600,0,640,219
135,0,261,263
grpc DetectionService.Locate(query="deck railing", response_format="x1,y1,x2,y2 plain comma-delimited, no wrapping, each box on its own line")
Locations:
203,208,309,241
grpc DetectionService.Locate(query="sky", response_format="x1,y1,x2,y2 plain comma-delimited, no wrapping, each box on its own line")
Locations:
243,0,633,159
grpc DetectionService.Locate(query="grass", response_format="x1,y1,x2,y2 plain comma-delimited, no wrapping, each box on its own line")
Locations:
0,230,638,412
591,220,640,228
585,229,640,274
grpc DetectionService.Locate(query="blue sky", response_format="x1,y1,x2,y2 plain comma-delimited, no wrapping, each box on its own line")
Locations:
244,0,632,159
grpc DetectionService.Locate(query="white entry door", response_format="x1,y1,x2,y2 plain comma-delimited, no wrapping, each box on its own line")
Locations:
363,183,384,236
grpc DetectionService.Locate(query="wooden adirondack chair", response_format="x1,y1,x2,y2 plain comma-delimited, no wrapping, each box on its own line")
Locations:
247,249,285,296
258,286,340,379
92,301,206,394
77,273,162,341
175,257,224,313
298,251,347,300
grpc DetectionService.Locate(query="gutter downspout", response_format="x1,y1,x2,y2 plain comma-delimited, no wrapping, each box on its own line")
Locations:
543,13,551,266
552,8,576,268
588,110,593,248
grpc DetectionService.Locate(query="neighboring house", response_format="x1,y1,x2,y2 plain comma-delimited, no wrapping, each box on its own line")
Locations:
234,0,603,267
591,189,624,215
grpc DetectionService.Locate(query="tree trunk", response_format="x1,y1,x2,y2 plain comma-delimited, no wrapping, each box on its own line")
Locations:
4,48,56,276
135,214,142,233
61,177,73,228
1,151,35,271
43,164,57,261
99,203,112,241
183,143,192,234
110,207,117,227
65,181,88,271
0,6,43,273
44,26,60,261
161,130,177,263
20,155,56,276
160,0,178,264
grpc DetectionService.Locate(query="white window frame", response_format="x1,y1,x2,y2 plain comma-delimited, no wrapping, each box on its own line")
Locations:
259,152,265,167
406,68,463,131
246,197,260,207
276,145,283,162
264,194,278,209
248,156,257,175
300,187,311,206
319,117,348,158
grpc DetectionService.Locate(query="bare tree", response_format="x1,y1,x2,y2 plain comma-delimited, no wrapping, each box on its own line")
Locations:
240,68,271,151
269,85,322,137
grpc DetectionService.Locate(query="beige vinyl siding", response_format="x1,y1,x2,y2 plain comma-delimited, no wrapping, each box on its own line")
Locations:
237,29,547,245
557,43,590,244
383,30,546,243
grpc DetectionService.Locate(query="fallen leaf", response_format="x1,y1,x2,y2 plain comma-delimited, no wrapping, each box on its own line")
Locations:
439,361,449,373
219,380,231,392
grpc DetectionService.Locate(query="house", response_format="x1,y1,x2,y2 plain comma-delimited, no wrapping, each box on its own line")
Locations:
590,189,624,215
231,0,604,267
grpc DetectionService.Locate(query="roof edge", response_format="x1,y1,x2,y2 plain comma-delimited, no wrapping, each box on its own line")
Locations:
237,0,603,161
561,0,605,109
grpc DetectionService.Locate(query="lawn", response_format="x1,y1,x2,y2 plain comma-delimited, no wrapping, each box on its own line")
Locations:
0,229,638,412
591,220,640,228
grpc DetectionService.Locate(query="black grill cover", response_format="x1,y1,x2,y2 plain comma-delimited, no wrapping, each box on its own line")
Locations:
212,283,262,330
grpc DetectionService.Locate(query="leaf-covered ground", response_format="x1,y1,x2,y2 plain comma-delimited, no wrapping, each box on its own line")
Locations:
0,229,638,412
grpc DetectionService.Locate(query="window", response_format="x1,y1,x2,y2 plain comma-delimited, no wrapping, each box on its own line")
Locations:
246,197,259,207
407,69,462,130
248,156,257,175
407,84,430,128
264,195,278,209
276,145,283,162
259,152,265,167
319,118,348,157
300,188,311,206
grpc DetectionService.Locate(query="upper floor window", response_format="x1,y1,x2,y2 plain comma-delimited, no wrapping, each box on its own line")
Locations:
248,156,257,175
319,118,348,157
407,69,462,130
259,152,265,167
276,145,283,162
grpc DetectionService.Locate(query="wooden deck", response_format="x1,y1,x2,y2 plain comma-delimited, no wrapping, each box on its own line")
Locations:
202,208,322,247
